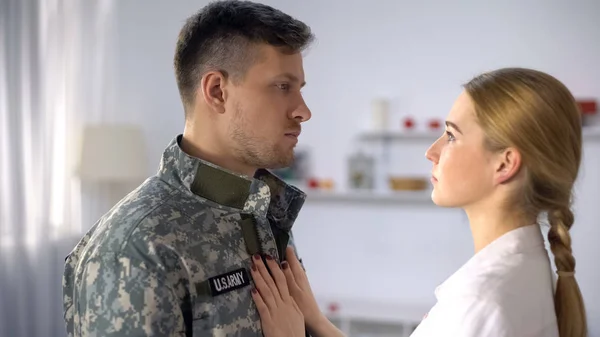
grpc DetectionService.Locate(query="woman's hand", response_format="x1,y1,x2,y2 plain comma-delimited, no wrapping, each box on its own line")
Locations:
250,254,305,337
281,246,327,331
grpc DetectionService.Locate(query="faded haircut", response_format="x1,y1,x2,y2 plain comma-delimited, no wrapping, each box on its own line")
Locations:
173,0,315,116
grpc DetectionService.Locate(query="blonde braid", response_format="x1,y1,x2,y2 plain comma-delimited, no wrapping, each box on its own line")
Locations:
548,206,587,337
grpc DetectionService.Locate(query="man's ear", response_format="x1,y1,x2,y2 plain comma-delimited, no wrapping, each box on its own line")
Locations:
494,147,522,185
199,71,227,114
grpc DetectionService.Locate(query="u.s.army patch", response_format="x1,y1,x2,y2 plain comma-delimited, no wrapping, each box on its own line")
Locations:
207,268,250,296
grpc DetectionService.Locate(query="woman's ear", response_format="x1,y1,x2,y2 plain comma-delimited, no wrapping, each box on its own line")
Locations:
494,147,522,185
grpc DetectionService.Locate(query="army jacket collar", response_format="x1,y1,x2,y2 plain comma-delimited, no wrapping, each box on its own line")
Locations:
157,135,306,231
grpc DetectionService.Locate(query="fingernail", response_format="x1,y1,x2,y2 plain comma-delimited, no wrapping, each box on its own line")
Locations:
252,265,257,272
266,255,273,260
282,261,289,269
252,288,257,294
253,254,261,260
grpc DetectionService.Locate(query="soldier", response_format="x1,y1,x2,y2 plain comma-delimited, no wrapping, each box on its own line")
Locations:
62,1,315,336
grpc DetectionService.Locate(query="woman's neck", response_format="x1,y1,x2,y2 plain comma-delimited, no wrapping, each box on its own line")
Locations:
465,200,535,254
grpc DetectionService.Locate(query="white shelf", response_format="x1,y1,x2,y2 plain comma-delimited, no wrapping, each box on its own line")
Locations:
358,126,600,141
305,190,433,204
358,130,440,141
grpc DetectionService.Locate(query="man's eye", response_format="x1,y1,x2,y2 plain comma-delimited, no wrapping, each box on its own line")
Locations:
277,83,290,91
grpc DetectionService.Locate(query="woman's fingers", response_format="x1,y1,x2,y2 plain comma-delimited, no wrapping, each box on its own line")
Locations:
291,296,301,313
250,259,277,309
252,254,281,303
285,246,307,282
282,261,301,292
264,255,291,302
249,253,307,337
251,288,272,322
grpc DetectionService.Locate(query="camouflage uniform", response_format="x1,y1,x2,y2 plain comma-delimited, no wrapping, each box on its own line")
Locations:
62,135,307,337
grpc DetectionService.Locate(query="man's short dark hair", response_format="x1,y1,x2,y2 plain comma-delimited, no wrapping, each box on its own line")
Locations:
173,0,315,114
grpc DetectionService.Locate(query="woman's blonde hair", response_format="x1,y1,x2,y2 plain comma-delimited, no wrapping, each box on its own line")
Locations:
464,67,587,337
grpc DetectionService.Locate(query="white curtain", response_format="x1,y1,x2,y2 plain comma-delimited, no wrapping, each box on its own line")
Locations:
0,0,117,336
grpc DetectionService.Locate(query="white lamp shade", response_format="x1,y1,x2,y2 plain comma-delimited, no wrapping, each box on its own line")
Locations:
78,124,147,182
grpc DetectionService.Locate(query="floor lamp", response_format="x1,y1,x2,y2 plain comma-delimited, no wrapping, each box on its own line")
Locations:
77,124,147,210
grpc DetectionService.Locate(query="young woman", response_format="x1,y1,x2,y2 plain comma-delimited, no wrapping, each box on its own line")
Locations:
249,67,587,337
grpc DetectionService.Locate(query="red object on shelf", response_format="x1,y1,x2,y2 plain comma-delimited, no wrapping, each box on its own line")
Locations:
428,119,441,130
577,100,597,115
403,117,415,129
307,178,319,189
327,302,340,313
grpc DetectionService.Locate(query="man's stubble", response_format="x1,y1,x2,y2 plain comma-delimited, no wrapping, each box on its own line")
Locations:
229,103,295,171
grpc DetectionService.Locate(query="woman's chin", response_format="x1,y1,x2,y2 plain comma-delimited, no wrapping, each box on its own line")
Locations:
431,190,455,208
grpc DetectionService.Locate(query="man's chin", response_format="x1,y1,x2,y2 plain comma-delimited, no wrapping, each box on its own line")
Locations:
269,160,294,170
264,153,294,170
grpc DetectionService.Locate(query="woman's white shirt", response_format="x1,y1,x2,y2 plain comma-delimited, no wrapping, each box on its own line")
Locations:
410,224,558,337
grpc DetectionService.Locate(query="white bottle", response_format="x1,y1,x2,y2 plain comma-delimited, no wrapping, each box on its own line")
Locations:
371,98,390,132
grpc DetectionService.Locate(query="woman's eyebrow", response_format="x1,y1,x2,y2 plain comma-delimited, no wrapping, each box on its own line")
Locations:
445,121,463,134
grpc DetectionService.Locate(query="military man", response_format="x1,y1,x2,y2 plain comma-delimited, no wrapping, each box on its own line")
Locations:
62,1,315,335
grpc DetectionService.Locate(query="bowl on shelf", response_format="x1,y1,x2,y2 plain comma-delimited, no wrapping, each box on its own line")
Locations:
388,176,429,191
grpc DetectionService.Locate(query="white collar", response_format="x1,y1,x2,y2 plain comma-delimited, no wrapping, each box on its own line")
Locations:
435,224,546,299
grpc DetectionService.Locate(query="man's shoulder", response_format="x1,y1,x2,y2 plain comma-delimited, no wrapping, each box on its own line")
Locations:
87,176,232,251
93,177,183,249
63,176,229,297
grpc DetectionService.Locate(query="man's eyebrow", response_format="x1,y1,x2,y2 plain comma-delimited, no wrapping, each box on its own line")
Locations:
445,121,463,134
276,73,306,87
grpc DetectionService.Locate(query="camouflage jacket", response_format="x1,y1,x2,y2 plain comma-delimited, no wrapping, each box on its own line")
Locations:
62,135,307,337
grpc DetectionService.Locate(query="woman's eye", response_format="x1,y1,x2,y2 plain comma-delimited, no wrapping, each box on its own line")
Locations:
446,131,455,142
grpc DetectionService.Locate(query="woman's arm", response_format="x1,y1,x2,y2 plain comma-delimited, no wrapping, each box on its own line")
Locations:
280,246,346,337
250,254,306,337
250,247,346,337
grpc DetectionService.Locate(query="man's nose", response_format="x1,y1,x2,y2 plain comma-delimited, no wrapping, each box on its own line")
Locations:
292,98,311,122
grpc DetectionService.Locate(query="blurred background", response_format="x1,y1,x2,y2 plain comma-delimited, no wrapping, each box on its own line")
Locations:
1,0,599,336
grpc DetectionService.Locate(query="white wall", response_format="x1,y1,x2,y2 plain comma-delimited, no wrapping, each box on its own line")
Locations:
114,0,600,334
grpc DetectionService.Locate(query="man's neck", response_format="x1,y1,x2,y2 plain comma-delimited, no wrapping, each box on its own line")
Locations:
181,124,257,178
465,198,534,254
